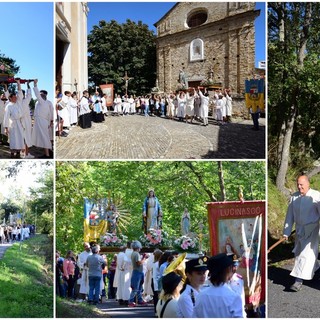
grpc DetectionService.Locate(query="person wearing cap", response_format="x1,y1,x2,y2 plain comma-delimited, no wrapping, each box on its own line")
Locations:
193,253,243,318
229,255,246,317
177,256,208,318
156,271,183,318
32,79,54,158
128,240,148,307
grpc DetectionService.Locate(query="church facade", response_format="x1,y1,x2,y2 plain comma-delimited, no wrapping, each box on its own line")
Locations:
56,2,89,94
154,2,260,94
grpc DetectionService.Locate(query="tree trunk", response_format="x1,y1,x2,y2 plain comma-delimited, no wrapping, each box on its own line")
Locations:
218,161,226,201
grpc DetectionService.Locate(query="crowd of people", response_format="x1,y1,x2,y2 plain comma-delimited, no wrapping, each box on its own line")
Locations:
0,223,35,243
0,79,54,158
55,86,247,139
56,240,253,318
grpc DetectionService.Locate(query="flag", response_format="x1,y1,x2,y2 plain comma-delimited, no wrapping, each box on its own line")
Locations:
245,79,265,112
84,198,108,243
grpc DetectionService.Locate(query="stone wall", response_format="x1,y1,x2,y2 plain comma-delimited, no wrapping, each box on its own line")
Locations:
155,2,260,95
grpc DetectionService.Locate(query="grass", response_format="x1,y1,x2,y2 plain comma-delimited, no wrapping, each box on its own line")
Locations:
56,297,108,318
0,234,53,318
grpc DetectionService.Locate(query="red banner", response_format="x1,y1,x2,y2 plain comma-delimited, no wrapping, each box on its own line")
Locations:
207,200,265,308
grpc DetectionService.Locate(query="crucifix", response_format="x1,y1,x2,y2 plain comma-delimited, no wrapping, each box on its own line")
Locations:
122,71,133,96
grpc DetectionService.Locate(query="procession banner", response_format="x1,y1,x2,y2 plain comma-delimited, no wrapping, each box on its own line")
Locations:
207,200,266,308
99,84,114,107
83,198,108,243
245,79,265,112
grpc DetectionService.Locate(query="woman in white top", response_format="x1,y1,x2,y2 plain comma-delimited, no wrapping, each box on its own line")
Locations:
156,272,183,318
177,256,208,318
185,89,195,123
193,253,243,318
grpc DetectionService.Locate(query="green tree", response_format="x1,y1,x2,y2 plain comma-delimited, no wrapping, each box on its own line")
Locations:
268,3,320,195
0,51,20,93
56,161,265,255
88,19,157,95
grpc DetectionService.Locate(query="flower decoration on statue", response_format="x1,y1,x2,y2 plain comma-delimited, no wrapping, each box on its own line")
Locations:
174,235,199,253
140,229,162,247
101,232,128,247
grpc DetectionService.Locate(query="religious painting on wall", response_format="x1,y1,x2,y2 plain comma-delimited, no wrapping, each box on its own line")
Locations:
207,200,266,311
99,83,114,106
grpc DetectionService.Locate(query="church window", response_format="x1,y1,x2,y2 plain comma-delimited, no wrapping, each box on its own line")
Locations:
187,10,208,28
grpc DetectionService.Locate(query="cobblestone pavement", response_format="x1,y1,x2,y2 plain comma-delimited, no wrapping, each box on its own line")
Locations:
0,144,53,159
56,114,265,160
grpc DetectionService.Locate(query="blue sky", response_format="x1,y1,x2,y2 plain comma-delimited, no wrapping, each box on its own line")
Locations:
88,2,266,67
0,3,53,101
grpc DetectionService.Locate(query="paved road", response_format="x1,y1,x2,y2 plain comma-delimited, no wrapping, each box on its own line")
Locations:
96,299,155,318
56,114,265,160
268,260,320,318
0,243,13,259
0,144,53,159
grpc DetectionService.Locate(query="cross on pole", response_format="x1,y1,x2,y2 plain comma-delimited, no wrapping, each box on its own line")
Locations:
122,71,133,96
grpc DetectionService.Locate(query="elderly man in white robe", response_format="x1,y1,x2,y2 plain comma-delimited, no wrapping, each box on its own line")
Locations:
32,79,54,158
3,79,25,158
77,242,92,301
283,175,320,291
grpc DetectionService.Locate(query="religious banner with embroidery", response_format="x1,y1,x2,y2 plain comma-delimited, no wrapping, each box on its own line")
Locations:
207,200,266,309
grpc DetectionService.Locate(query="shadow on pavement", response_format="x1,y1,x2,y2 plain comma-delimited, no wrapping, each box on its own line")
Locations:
201,121,265,159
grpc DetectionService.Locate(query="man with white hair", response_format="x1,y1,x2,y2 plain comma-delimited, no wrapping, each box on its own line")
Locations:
283,175,320,291
128,240,149,307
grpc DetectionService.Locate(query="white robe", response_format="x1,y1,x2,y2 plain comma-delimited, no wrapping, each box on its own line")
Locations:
32,87,54,149
20,89,33,147
69,97,78,124
283,188,320,280
3,101,25,150
199,91,209,118
177,95,186,118
78,250,92,294
114,251,132,300
185,93,195,116
144,254,154,296
225,93,232,117
58,95,71,127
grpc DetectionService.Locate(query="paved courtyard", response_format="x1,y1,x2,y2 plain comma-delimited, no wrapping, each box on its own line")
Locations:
56,114,265,160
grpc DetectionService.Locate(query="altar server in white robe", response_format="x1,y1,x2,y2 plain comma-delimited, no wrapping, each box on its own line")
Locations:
283,175,320,292
69,93,78,126
78,242,92,298
198,88,210,126
4,79,24,158
20,81,34,158
32,79,54,158
114,246,132,304
0,84,9,144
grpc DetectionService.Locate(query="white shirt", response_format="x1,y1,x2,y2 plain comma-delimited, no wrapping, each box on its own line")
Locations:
177,284,199,318
156,298,179,318
192,283,243,318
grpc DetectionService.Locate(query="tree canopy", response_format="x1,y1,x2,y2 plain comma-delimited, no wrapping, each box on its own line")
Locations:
0,51,20,93
88,19,157,95
56,161,265,255
268,2,320,194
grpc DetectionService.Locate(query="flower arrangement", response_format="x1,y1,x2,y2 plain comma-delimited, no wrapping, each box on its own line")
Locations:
101,232,128,247
139,229,162,247
173,235,199,253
